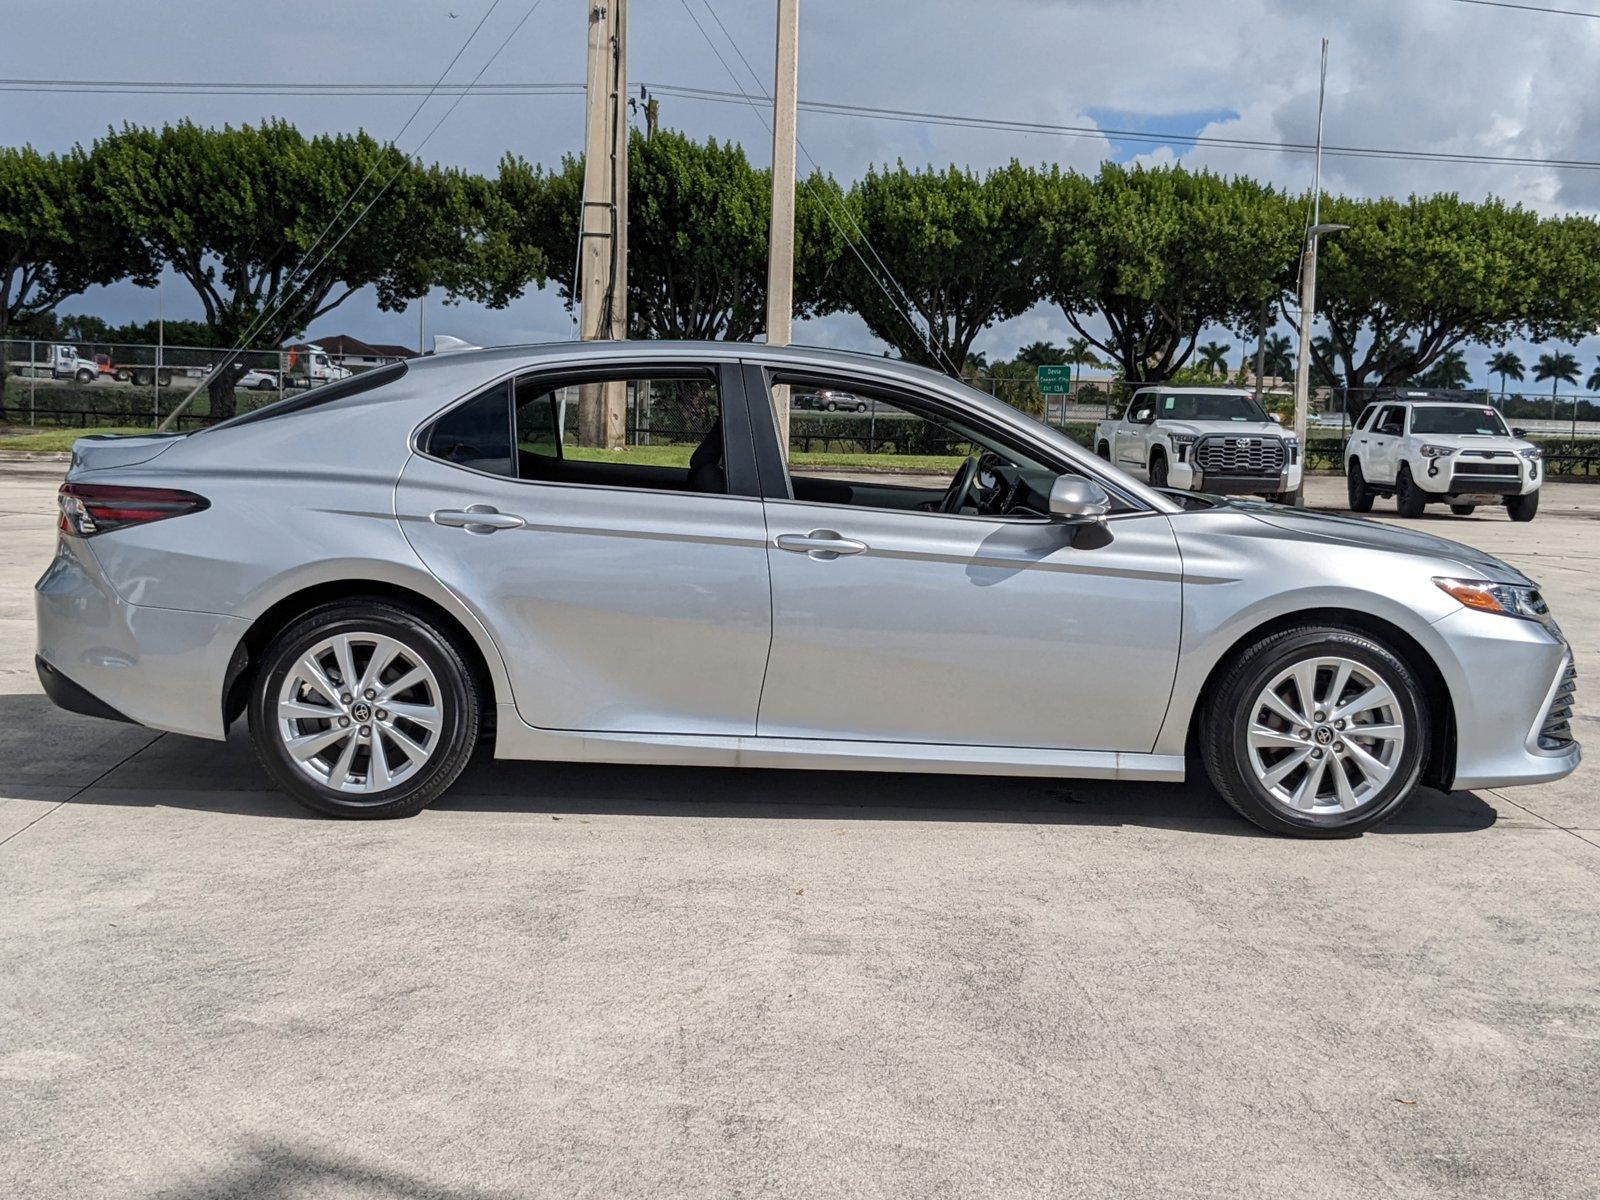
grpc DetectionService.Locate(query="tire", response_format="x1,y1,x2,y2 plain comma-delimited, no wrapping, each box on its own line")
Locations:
1506,490,1539,522
1394,465,1427,518
855,403,867,413
1096,441,1112,461
1449,503,1477,516
1148,450,1169,488
254,379,276,391
75,368,96,384
1199,625,1429,838
825,401,837,412
1346,459,1374,512
248,601,480,819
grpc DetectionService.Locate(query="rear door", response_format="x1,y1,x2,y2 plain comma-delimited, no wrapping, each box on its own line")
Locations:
394,359,774,736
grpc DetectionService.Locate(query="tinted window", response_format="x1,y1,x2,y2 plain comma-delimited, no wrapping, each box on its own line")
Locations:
513,372,728,495
424,380,513,477
1376,406,1404,434
209,361,408,430
1409,406,1509,436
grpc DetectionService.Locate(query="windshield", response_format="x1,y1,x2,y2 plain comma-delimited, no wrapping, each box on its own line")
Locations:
1409,406,1509,436
1153,392,1271,422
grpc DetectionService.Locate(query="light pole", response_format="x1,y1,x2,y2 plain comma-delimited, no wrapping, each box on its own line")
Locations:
1290,220,1347,505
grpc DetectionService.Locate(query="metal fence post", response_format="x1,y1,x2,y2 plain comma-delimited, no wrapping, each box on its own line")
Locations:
29,339,36,425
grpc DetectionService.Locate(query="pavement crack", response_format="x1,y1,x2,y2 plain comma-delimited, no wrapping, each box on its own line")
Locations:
0,731,166,849
1486,787,1600,854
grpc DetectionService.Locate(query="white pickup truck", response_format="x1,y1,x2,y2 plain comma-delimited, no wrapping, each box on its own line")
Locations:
1094,386,1302,501
1344,399,1542,522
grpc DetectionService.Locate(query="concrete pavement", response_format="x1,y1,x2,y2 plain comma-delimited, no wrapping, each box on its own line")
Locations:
2,462,1597,1199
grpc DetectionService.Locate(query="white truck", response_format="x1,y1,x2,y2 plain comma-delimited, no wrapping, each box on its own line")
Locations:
8,343,98,384
1344,398,1542,522
1094,386,1302,501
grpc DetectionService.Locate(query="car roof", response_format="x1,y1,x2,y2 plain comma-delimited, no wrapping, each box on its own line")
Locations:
1390,399,1497,407
1132,385,1256,396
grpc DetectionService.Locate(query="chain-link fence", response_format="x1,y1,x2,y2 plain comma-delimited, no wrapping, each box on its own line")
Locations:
0,338,395,429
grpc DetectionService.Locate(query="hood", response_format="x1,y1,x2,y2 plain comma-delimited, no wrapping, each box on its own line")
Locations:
1238,503,1533,586
1408,432,1528,454
1165,419,1287,438
68,432,187,475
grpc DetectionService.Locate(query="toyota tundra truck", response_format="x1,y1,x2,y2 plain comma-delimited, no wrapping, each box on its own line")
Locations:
1094,386,1302,501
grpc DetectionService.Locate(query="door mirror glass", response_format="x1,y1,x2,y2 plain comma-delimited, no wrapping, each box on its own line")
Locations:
1048,476,1111,523
1512,426,1527,438
1132,407,1154,424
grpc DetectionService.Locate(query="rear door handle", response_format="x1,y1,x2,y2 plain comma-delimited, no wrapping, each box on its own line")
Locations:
432,505,525,533
775,530,868,559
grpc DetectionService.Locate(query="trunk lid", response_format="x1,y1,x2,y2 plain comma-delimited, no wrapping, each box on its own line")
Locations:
68,432,187,476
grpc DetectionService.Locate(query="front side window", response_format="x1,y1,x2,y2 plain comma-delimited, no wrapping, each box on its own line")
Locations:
780,374,1100,519
1376,406,1404,435
1408,406,1509,437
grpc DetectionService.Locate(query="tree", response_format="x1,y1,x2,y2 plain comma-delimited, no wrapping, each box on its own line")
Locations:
1195,340,1230,376
89,120,499,420
1487,349,1524,402
1043,164,1299,383
1588,357,1600,395
1412,348,1470,389
1015,340,1068,367
496,129,839,342
1262,332,1293,380
1533,348,1580,426
827,160,1056,375
1063,336,1108,371
0,144,150,421
1308,194,1600,395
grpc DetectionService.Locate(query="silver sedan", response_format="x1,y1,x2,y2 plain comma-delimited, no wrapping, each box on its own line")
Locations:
35,342,1579,836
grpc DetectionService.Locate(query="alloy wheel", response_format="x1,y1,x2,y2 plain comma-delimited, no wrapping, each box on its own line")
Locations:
275,631,443,797
1244,655,1406,816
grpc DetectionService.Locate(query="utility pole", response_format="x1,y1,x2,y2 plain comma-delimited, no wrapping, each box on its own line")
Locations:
578,0,628,448
1290,37,1345,507
766,0,800,456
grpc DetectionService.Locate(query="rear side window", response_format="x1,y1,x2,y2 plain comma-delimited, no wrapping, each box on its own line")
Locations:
208,361,409,430
422,380,513,477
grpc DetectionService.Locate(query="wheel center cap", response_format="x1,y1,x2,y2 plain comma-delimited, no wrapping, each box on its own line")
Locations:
350,701,372,723
1313,724,1336,745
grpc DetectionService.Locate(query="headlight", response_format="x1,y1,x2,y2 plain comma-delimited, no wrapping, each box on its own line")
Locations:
1419,444,1456,458
1170,432,1196,461
1435,577,1556,628
1519,446,1543,461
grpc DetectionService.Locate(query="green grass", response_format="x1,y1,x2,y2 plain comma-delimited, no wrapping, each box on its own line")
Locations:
0,425,157,452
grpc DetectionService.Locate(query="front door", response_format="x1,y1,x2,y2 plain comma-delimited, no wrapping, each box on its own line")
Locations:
750,368,1183,753
394,362,774,735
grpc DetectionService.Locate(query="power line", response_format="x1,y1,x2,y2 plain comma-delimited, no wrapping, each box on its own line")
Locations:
7,74,1600,174
1445,0,1600,17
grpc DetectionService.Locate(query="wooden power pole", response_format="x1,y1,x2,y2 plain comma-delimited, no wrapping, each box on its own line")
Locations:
765,0,799,454
578,0,628,448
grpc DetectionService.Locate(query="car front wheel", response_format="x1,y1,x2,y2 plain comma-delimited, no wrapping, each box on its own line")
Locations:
1200,625,1428,837
1506,490,1539,522
248,601,480,818
1395,465,1427,518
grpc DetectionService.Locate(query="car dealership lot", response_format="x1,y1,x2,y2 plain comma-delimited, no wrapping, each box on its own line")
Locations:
3,459,1597,1199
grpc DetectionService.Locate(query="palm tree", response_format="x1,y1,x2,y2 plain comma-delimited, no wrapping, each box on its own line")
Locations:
1587,357,1600,393
1262,333,1294,381
1533,349,1580,433
1195,341,1230,377
1015,340,1068,368
1412,349,1470,390
1063,337,1107,371
1487,350,1524,404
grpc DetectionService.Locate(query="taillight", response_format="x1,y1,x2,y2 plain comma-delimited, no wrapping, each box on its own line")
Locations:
57,482,209,537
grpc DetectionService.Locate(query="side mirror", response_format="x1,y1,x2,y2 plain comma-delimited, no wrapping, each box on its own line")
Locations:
1132,408,1152,424
1512,427,1527,438
1268,412,1283,424
1049,476,1111,523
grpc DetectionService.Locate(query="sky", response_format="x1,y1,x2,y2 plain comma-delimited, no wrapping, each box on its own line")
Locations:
5,0,1600,391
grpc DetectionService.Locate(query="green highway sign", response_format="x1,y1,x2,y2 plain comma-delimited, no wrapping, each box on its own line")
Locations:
1036,364,1073,393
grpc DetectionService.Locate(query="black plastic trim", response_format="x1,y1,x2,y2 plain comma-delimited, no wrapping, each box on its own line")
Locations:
35,655,137,726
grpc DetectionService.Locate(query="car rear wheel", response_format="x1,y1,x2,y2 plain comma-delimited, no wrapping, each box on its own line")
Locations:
248,601,479,819
1506,490,1539,522
1394,465,1427,518
1199,625,1428,837
1346,460,1375,512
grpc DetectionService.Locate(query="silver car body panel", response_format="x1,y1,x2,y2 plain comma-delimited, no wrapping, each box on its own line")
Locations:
35,341,1578,794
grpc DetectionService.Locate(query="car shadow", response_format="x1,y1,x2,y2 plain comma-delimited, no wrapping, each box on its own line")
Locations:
1,693,1497,837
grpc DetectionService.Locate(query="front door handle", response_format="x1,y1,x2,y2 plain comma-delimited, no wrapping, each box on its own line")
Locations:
432,505,526,533
775,530,868,559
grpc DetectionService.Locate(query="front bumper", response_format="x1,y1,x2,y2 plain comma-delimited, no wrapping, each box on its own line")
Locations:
1170,459,1303,496
1429,607,1581,790
35,537,246,740
1415,453,1539,497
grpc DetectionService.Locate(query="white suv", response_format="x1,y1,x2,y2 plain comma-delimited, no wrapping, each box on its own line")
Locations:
1344,400,1543,521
